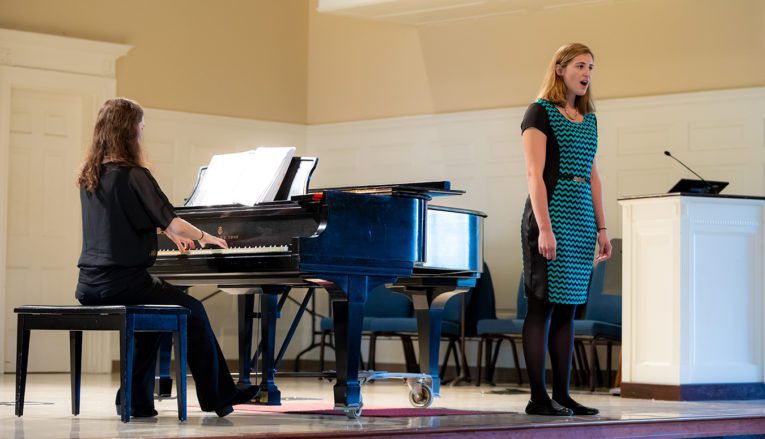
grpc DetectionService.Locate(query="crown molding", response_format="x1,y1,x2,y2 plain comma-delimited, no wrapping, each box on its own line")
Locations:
0,28,131,78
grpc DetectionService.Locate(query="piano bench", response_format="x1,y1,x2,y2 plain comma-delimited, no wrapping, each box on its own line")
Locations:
13,305,190,423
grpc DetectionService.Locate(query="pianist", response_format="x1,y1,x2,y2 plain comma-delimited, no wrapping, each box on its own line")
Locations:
74,98,258,418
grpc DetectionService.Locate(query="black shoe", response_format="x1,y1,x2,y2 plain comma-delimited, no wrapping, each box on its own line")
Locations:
214,405,234,417
231,385,261,405
554,398,599,415
115,390,158,418
525,399,574,416
214,385,260,417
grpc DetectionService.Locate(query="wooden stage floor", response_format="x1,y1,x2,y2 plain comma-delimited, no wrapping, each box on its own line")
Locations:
2,373,765,438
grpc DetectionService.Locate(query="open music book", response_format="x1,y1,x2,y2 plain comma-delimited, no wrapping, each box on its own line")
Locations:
187,147,296,206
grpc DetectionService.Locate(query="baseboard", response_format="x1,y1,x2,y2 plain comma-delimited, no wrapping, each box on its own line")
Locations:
621,382,765,400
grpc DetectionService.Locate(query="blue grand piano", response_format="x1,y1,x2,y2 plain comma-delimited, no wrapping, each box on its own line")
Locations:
149,159,485,417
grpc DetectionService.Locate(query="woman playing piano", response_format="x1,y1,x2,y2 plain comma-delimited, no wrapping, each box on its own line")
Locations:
520,43,612,416
75,98,258,418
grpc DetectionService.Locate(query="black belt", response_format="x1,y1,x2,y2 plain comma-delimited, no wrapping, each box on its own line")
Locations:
560,174,590,183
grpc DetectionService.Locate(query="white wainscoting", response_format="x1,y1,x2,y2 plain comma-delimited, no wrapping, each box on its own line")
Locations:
142,108,307,205
307,87,765,318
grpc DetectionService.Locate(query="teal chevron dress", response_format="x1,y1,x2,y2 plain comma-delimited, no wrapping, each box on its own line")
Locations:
520,99,598,305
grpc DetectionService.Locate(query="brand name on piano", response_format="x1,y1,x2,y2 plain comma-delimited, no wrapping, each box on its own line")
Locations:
216,226,238,240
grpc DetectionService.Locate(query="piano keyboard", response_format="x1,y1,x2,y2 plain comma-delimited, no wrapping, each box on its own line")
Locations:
157,245,289,257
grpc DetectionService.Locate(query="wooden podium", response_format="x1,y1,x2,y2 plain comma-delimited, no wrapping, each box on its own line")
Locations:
619,193,765,400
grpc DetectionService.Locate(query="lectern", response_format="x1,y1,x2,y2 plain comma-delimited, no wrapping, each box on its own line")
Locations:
619,193,765,400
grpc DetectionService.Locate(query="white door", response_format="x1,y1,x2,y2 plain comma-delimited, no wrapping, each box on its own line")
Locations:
4,89,83,372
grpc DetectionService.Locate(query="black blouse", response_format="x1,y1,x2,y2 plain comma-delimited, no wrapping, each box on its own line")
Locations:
521,102,559,204
77,164,176,270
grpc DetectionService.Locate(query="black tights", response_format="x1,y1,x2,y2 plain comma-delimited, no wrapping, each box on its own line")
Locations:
522,297,576,404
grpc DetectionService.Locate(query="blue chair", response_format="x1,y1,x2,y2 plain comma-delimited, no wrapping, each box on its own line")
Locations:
364,287,420,373
366,290,466,377
475,274,526,386
366,262,496,382
437,290,473,383
574,254,622,391
319,285,413,371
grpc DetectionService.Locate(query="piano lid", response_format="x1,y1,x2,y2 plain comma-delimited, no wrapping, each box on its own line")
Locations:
307,181,464,197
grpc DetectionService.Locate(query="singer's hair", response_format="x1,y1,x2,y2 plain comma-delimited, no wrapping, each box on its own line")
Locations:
77,98,146,192
537,43,596,115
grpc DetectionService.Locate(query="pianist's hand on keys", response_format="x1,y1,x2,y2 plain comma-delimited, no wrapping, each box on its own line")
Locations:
162,228,228,254
199,231,228,250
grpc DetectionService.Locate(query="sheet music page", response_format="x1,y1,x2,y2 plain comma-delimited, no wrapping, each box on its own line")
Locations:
188,147,296,206
288,157,318,199
252,147,297,203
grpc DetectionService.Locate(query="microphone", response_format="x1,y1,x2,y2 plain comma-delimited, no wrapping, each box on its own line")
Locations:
663,150,714,193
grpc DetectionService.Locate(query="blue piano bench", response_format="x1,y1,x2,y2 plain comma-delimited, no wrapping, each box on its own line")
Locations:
13,305,190,423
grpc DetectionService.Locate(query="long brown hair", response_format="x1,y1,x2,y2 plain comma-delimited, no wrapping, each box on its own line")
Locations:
537,43,596,115
77,98,146,192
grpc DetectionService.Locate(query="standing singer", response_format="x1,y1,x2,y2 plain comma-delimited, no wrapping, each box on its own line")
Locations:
520,43,612,416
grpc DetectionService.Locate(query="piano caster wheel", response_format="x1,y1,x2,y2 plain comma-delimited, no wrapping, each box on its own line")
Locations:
408,383,433,408
343,394,363,419
344,404,363,419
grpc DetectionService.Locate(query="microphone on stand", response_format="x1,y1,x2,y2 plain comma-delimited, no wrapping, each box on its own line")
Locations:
663,150,715,193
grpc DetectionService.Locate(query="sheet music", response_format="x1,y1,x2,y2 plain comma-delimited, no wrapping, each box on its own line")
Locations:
288,157,318,199
189,147,296,206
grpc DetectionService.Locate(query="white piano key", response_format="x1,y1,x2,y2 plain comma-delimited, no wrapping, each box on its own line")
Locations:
157,245,289,257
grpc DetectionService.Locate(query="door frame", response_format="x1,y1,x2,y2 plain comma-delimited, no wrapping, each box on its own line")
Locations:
0,28,130,373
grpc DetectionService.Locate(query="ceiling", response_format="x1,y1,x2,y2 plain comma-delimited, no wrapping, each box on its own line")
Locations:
317,0,627,26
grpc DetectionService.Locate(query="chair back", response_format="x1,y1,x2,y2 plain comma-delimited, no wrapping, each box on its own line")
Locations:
516,274,528,319
365,285,414,318
583,260,621,325
442,289,472,322
464,262,497,330
603,238,623,296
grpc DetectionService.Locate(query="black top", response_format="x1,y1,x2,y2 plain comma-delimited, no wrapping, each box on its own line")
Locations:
521,102,559,203
76,165,176,300
521,102,554,137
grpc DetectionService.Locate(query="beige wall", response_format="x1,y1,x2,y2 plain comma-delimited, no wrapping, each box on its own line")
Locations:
1,0,762,124
307,0,765,123
0,0,309,124
306,2,435,123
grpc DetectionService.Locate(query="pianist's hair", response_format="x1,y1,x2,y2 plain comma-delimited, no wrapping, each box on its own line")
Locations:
537,43,596,115
77,98,146,192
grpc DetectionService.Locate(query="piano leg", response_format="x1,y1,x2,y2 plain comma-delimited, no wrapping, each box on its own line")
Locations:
257,288,283,405
402,285,471,397
320,274,392,412
237,294,255,389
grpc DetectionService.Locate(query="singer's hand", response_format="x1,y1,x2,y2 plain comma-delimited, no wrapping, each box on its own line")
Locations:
595,230,612,264
538,229,557,261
